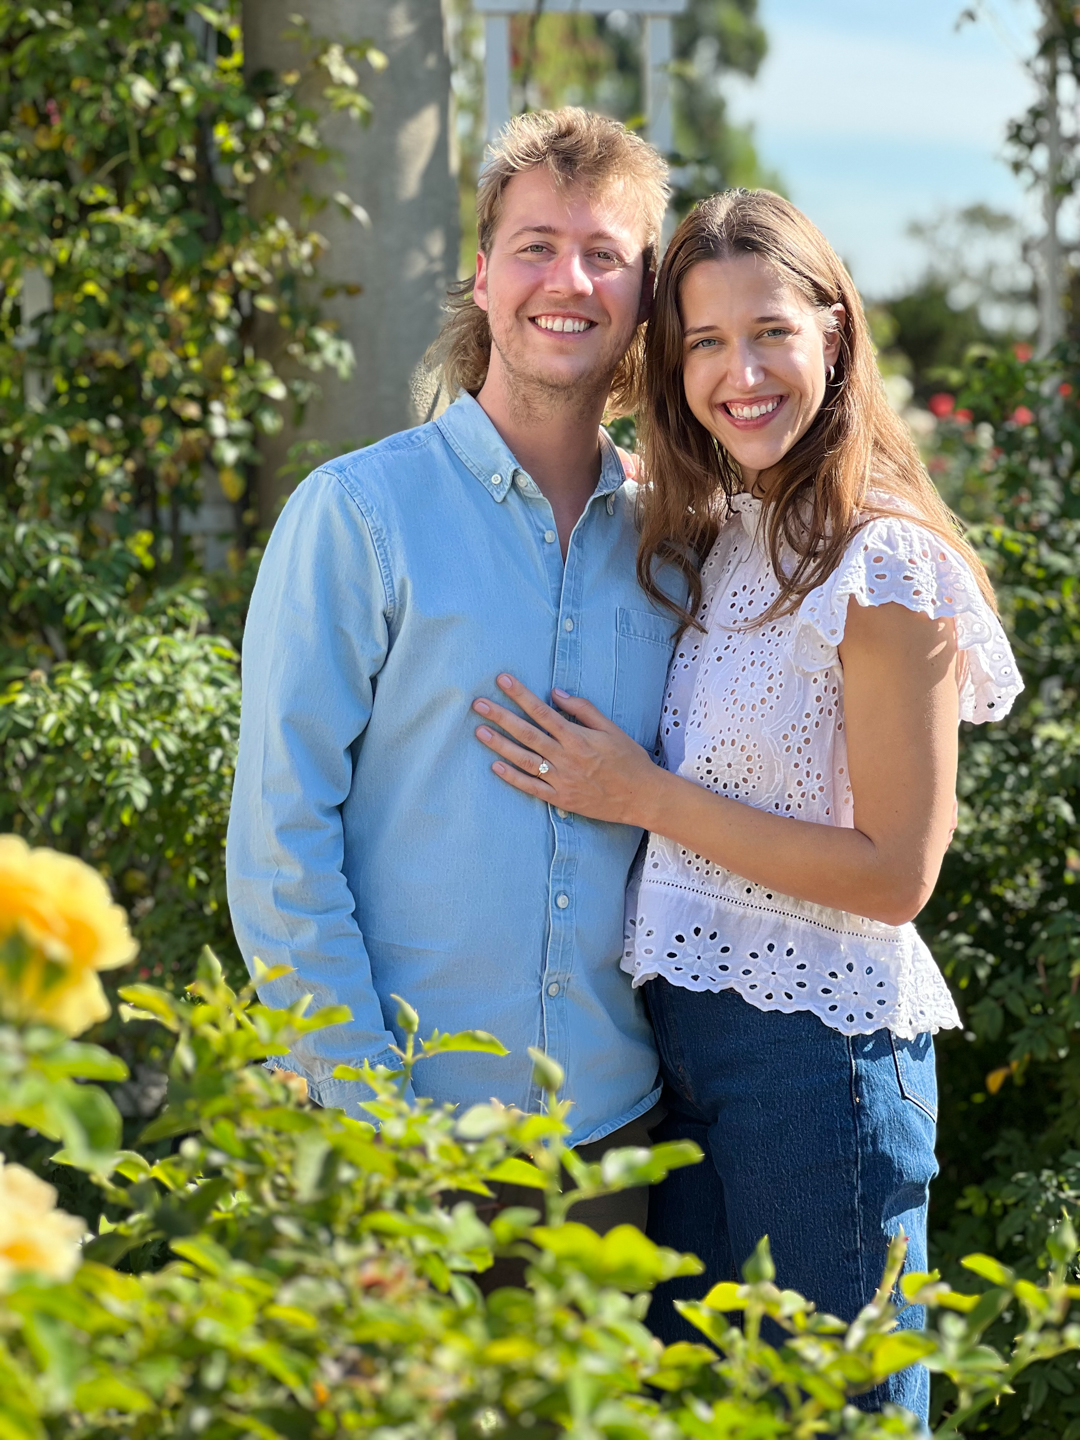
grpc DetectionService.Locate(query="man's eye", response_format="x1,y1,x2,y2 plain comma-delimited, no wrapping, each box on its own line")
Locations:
593,250,619,263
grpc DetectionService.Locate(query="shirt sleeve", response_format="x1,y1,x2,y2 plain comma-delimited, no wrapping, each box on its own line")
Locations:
225,466,409,1114
788,514,1024,724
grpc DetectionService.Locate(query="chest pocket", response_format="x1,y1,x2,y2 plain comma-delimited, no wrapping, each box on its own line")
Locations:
612,606,676,751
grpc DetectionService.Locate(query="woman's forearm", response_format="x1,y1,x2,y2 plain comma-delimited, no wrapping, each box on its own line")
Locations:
637,769,938,926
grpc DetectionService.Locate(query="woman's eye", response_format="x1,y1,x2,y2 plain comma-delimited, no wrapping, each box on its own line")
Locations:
762,327,791,339
689,337,718,351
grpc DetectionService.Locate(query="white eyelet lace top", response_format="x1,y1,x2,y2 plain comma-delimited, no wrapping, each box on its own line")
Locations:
622,493,1023,1040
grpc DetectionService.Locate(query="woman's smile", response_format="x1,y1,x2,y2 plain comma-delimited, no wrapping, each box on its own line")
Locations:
718,393,787,429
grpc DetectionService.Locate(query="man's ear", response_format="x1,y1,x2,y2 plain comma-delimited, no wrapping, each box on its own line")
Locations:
473,251,490,314
637,267,656,327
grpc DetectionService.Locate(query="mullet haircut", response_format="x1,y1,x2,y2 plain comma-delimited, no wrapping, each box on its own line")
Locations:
425,107,669,417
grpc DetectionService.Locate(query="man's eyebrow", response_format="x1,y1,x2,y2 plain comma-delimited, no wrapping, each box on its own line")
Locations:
505,223,629,246
682,314,792,336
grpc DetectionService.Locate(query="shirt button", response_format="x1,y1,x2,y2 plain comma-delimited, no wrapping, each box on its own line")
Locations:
515,473,528,489
544,529,556,544
547,982,560,997
556,807,568,819
555,892,569,909
563,618,574,632
492,473,502,486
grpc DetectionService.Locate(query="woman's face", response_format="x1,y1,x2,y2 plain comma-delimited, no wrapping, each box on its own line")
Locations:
679,253,844,494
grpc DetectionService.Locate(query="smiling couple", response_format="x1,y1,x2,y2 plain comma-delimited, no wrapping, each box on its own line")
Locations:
226,109,1021,1421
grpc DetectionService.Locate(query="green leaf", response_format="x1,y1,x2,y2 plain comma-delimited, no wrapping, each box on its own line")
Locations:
486,1157,548,1190
867,1331,938,1378
419,1029,509,1058
962,1253,1015,1286
170,1237,233,1275
73,1376,152,1415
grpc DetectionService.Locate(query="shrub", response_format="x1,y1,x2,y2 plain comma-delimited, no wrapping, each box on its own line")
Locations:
4,842,1080,1439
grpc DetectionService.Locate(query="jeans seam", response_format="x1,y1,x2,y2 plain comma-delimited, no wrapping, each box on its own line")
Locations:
889,1033,938,1123
847,1036,867,1293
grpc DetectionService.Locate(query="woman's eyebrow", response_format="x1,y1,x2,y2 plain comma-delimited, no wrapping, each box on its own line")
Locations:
683,313,791,336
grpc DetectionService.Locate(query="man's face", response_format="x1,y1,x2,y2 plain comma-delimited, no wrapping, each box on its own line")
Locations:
473,167,650,405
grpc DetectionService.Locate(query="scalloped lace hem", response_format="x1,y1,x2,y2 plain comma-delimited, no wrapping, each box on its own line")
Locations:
623,880,963,1040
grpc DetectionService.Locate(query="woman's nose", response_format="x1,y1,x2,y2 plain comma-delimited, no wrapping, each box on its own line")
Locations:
726,342,765,390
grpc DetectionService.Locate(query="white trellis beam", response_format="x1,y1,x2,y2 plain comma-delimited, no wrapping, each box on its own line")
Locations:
474,0,687,153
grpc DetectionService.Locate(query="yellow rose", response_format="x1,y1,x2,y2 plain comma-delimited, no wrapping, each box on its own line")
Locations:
0,1159,86,1286
0,835,138,1035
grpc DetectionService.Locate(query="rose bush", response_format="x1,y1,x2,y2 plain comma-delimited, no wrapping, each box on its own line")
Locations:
3,842,1080,1439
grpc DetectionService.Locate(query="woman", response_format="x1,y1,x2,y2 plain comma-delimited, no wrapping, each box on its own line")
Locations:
470,191,1022,1420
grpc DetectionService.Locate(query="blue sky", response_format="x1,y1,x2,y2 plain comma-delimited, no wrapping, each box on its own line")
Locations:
724,0,1040,299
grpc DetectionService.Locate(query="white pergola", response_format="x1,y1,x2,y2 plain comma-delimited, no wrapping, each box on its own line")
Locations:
474,0,688,154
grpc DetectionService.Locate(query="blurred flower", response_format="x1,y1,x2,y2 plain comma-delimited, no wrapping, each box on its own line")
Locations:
927,393,955,419
0,1159,86,1286
955,409,973,424
1060,382,1073,397
0,835,137,1035
1014,343,1034,362
1011,406,1035,426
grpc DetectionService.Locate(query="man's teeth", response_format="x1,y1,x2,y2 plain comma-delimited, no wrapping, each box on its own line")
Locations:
534,316,592,333
727,398,781,420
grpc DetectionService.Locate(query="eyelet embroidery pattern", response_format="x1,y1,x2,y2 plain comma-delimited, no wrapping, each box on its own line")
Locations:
624,499,1024,1040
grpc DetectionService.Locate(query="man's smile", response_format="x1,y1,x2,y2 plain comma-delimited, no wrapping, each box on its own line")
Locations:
530,313,597,334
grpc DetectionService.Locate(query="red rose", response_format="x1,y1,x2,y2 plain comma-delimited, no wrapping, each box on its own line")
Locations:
1014,343,1034,362
928,393,955,418
955,409,973,423
1060,382,1073,397
1011,405,1035,425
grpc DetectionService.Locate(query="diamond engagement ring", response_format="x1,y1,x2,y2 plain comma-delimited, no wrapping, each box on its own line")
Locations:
537,760,551,776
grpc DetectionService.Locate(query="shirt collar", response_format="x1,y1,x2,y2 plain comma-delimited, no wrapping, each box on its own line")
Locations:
434,391,626,503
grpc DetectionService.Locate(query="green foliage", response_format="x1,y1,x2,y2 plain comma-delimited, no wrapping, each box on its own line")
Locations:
917,341,1080,1435
0,519,241,986
3,954,1080,1438
0,0,379,550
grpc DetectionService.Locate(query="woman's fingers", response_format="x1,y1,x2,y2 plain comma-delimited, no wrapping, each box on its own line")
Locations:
490,759,554,799
551,687,615,732
475,724,554,780
494,675,572,738
473,694,557,755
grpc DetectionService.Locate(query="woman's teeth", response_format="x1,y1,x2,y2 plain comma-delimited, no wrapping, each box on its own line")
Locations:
533,316,592,333
726,398,781,420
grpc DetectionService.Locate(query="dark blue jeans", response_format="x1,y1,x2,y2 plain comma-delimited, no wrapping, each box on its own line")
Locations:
644,979,938,1424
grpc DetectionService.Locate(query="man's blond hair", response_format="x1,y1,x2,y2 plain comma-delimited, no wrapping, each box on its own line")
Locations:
426,108,669,416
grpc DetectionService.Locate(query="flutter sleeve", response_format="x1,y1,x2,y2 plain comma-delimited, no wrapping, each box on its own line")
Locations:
789,514,1023,723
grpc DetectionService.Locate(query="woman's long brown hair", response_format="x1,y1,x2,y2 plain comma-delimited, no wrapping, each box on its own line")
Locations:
637,189,997,632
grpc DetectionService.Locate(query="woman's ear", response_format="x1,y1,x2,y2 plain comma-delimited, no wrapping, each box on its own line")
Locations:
825,303,846,367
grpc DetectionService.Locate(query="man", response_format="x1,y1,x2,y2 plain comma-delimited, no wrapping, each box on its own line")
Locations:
226,109,678,1218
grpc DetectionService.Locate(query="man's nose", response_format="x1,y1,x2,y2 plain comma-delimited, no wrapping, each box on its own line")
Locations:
545,248,592,294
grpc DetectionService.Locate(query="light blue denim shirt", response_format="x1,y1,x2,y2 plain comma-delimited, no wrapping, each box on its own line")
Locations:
226,393,681,1144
